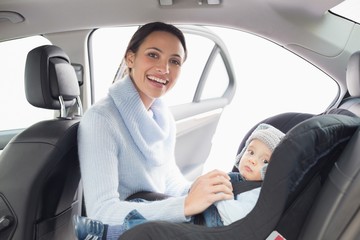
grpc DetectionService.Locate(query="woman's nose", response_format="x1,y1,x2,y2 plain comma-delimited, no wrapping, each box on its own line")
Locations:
156,60,169,74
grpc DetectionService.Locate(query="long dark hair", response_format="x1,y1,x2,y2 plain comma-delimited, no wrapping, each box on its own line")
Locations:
125,22,187,61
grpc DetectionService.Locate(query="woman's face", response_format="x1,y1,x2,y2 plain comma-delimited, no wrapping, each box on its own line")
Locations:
126,31,185,109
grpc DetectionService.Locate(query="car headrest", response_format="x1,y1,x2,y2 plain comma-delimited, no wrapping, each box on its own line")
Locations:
346,51,360,98
25,45,80,111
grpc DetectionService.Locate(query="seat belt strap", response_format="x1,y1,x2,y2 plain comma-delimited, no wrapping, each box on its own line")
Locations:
232,181,262,195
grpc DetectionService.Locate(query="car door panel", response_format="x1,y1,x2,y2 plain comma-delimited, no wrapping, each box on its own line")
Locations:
172,102,226,180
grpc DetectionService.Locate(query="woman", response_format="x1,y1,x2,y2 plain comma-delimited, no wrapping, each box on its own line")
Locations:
76,22,233,239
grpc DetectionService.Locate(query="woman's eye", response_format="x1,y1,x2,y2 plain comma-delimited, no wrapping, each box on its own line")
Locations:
170,59,181,66
148,52,158,58
263,160,269,164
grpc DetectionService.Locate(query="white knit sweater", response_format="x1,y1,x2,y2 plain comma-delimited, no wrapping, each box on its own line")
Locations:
78,76,191,225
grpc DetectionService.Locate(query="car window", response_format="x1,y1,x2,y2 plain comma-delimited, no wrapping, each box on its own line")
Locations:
90,26,230,106
163,33,219,105
90,27,137,103
91,25,338,112
203,26,339,172
200,53,229,100
0,36,53,131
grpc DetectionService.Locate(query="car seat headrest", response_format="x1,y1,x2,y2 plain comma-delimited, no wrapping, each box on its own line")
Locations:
25,45,82,117
346,51,360,98
234,112,314,170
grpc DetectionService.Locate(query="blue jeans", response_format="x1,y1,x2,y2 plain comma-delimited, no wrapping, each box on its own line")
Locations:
122,198,149,231
197,204,223,227
122,209,148,230
106,198,150,239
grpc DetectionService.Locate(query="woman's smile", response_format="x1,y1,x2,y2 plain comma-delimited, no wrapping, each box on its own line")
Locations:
147,75,169,86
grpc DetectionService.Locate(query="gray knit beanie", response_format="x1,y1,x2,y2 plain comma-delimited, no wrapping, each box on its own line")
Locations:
234,123,285,180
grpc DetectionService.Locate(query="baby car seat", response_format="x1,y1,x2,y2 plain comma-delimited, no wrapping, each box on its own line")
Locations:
119,113,360,240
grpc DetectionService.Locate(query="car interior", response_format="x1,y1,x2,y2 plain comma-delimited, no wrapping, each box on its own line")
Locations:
3,53,358,239
119,50,360,239
0,0,360,239
0,45,83,240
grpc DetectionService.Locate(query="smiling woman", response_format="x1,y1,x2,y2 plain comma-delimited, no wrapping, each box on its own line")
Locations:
76,22,234,240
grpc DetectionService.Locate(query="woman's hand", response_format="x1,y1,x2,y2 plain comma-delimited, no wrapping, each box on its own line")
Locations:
184,169,233,216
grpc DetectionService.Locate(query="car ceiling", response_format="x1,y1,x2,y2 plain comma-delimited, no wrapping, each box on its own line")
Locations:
0,0,356,91
0,0,345,41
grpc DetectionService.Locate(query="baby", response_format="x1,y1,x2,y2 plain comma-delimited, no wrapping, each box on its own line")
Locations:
201,123,285,226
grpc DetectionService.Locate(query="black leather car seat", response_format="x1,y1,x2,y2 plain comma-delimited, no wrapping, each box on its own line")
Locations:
0,45,82,240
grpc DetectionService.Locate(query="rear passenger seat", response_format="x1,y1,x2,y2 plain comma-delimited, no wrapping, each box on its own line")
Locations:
298,51,360,239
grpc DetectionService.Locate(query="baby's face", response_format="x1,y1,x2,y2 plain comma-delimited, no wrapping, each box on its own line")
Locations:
238,139,272,181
